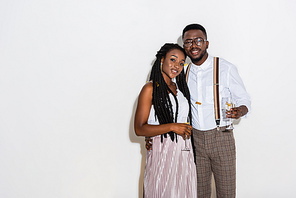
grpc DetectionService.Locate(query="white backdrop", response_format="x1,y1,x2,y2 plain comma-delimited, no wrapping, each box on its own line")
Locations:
1,0,296,197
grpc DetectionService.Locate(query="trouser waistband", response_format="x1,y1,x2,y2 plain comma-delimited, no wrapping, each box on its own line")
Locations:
192,126,232,135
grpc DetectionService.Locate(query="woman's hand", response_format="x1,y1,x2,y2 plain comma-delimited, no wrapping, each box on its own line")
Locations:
145,123,192,150
171,123,192,140
145,137,153,151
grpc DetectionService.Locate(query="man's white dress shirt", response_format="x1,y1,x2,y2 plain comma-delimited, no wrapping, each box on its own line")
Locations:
187,54,251,131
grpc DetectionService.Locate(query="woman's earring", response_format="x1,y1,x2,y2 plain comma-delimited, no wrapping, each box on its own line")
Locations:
160,62,163,71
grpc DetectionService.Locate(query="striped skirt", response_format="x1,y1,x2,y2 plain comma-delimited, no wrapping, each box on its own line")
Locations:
144,134,197,198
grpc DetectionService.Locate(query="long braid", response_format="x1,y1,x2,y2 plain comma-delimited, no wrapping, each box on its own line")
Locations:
176,65,195,160
176,71,192,125
150,43,191,142
150,55,175,142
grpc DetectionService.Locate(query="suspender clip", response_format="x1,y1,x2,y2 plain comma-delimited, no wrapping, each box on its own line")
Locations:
216,119,220,131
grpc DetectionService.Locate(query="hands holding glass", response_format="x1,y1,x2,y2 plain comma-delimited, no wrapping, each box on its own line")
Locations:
144,119,192,152
222,97,246,130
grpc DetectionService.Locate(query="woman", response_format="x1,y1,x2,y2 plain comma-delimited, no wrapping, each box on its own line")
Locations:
134,43,197,197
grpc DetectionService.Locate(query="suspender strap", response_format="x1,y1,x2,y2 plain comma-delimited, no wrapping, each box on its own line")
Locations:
213,57,220,127
185,63,191,83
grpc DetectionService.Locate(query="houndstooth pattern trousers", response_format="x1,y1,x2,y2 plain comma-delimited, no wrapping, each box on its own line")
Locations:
192,127,236,198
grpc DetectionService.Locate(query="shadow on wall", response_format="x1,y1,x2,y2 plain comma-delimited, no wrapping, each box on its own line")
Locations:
129,99,146,198
128,64,152,198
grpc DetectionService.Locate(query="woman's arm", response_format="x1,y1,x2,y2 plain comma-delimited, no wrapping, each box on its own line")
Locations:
134,82,191,138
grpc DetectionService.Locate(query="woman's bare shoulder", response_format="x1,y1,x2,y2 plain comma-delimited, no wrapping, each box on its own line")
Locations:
138,81,153,99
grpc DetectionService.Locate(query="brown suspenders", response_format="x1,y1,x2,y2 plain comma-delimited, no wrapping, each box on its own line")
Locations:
185,57,221,129
185,63,191,83
213,57,220,129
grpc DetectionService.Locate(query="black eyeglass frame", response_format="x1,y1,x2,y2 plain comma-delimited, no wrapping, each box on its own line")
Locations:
183,37,207,48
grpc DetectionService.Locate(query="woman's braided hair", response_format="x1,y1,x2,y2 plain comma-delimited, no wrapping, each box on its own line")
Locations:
149,43,192,142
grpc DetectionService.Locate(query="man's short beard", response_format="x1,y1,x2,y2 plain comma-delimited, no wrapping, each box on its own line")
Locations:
191,50,206,64
192,56,203,63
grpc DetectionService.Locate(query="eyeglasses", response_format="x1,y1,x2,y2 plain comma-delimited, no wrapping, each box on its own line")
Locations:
183,37,207,48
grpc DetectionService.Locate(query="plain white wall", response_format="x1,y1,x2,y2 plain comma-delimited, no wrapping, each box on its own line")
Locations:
1,0,296,197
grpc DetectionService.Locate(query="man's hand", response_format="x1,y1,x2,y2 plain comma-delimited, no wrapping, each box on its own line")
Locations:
227,105,248,119
145,137,153,150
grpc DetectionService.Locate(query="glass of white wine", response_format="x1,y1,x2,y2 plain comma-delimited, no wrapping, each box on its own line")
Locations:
222,97,234,130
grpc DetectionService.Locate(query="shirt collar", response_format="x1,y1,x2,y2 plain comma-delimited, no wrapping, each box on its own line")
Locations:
190,54,213,71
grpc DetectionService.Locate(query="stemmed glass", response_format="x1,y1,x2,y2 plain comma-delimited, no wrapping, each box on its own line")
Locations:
222,97,234,130
226,103,235,130
182,117,191,151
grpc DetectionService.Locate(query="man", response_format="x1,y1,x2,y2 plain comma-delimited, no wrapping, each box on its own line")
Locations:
182,23,251,197
146,24,251,197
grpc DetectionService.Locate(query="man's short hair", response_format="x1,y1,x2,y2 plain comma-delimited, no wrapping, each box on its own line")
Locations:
182,24,207,39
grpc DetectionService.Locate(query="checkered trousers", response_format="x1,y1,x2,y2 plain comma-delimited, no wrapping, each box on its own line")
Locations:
192,127,236,198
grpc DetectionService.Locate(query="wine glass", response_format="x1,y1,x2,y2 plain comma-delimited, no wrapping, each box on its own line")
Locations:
226,102,235,130
182,117,190,151
222,97,234,130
